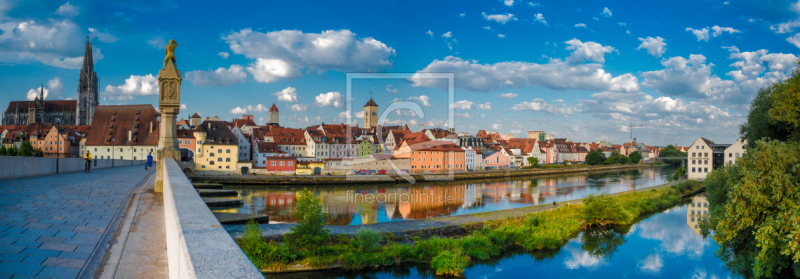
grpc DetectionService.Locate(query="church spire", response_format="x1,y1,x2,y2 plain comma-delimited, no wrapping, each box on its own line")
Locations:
82,36,93,73
40,80,44,101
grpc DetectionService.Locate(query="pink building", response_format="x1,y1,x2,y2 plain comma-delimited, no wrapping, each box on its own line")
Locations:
484,151,511,169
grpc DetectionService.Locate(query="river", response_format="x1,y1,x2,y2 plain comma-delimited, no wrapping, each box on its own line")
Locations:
269,194,730,279
212,166,679,225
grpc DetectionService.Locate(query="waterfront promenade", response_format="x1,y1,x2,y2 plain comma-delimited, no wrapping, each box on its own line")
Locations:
0,165,162,279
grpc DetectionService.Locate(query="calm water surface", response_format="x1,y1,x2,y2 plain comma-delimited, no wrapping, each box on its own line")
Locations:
271,195,731,279
212,166,678,225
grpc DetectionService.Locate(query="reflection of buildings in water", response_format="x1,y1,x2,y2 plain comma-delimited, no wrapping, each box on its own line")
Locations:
262,192,298,223
462,184,478,208
686,195,709,236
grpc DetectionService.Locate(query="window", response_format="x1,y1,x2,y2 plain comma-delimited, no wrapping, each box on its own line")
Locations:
218,158,222,162
729,153,732,158
288,162,293,166
279,161,284,166
704,168,708,173
271,161,276,166
226,166,230,169
218,149,222,153
226,158,231,162
210,153,215,157
692,152,695,157
210,161,215,165
692,167,695,172
735,153,739,158
226,149,230,153
202,165,205,168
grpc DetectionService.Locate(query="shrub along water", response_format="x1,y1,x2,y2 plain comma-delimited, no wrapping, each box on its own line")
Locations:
238,181,701,276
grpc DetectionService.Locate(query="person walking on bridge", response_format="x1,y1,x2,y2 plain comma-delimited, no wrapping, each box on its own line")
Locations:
146,152,154,171
84,151,92,173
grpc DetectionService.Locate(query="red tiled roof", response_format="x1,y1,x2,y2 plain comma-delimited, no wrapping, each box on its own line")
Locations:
364,98,378,107
235,118,257,128
177,129,195,139
256,142,283,153
85,105,159,146
191,113,201,118
269,103,279,112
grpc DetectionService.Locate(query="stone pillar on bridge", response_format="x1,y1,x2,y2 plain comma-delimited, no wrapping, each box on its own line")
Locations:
155,39,182,193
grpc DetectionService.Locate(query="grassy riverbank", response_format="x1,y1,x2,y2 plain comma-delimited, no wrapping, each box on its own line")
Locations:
238,180,702,276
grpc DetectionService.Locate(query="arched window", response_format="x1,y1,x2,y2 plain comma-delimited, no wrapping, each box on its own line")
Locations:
217,158,222,162
226,158,231,162
226,149,230,153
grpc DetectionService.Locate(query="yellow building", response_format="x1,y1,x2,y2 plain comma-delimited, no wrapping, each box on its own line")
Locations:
194,121,239,174
296,161,325,175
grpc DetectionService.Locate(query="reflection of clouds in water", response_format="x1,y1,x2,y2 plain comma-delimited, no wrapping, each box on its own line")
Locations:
636,208,707,257
639,253,663,273
564,247,603,269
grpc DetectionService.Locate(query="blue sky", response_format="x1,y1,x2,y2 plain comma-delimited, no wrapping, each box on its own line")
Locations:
1,0,798,146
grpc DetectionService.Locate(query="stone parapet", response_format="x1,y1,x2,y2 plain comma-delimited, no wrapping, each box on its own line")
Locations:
162,159,263,278
0,156,145,179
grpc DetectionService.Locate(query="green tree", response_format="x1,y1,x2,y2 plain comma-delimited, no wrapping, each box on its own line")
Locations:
703,140,800,278
0,145,6,156
739,83,798,148
672,166,684,180
629,151,642,163
17,141,33,156
33,148,44,157
618,155,631,164
526,156,538,167
603,157,615,165
7,145,17,156
288,188,330,246
585,148,606,165
658,145,687,165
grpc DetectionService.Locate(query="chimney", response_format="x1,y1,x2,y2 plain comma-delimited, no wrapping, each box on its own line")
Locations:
208,122,211,129
149,122,153,133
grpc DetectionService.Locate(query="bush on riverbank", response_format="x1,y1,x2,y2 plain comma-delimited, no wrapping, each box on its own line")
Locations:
238,181,702,276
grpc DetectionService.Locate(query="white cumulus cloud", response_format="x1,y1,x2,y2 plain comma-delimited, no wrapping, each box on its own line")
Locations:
477,102,492,109
223,29,395,82
451,100,474,109
56,2,79,17
511,98,579,116
291,103,310,111
185,65,247,87
103,74,158,100
575,23,587,28
637,36,667,58
601,7,612,17
218,52,230,59
534,13,547,25
48,77,63,94
409,95,432,106
229,107,247,114
504,0,514,7
315,92,343,107
482,13,517,24
565,38,615,64
274,87,299,102
498,93,518,99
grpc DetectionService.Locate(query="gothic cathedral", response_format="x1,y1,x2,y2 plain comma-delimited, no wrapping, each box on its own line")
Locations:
76,36,99,125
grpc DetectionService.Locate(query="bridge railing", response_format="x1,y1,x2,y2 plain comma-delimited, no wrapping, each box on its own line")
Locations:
162,159,263,278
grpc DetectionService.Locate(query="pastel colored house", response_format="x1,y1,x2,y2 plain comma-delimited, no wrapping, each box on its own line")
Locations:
296,161,324,175
483,151,511,169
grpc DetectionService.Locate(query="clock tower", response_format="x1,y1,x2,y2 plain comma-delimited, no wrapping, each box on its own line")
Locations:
364,96,378,129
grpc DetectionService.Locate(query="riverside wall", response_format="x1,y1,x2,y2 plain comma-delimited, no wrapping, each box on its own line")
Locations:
192,163,656,185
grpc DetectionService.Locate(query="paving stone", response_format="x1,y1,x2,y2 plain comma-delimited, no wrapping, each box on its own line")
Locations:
0,261,45,277
0,252,27,262
72,226,104,234
36,236,67,244
39,242,77,252
3,226,27,234
4,233,44,241
20,247,61,257
0,244,25,253
54,231,76,239
0,237,14,245
23,228,59,237
39,219,67,225
62,238,97,246
11,240,42,248
72,232,101,241
23,222,53,230
58,251,90,260
43,257,86,268
22,255,47,264
37,265,81,279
